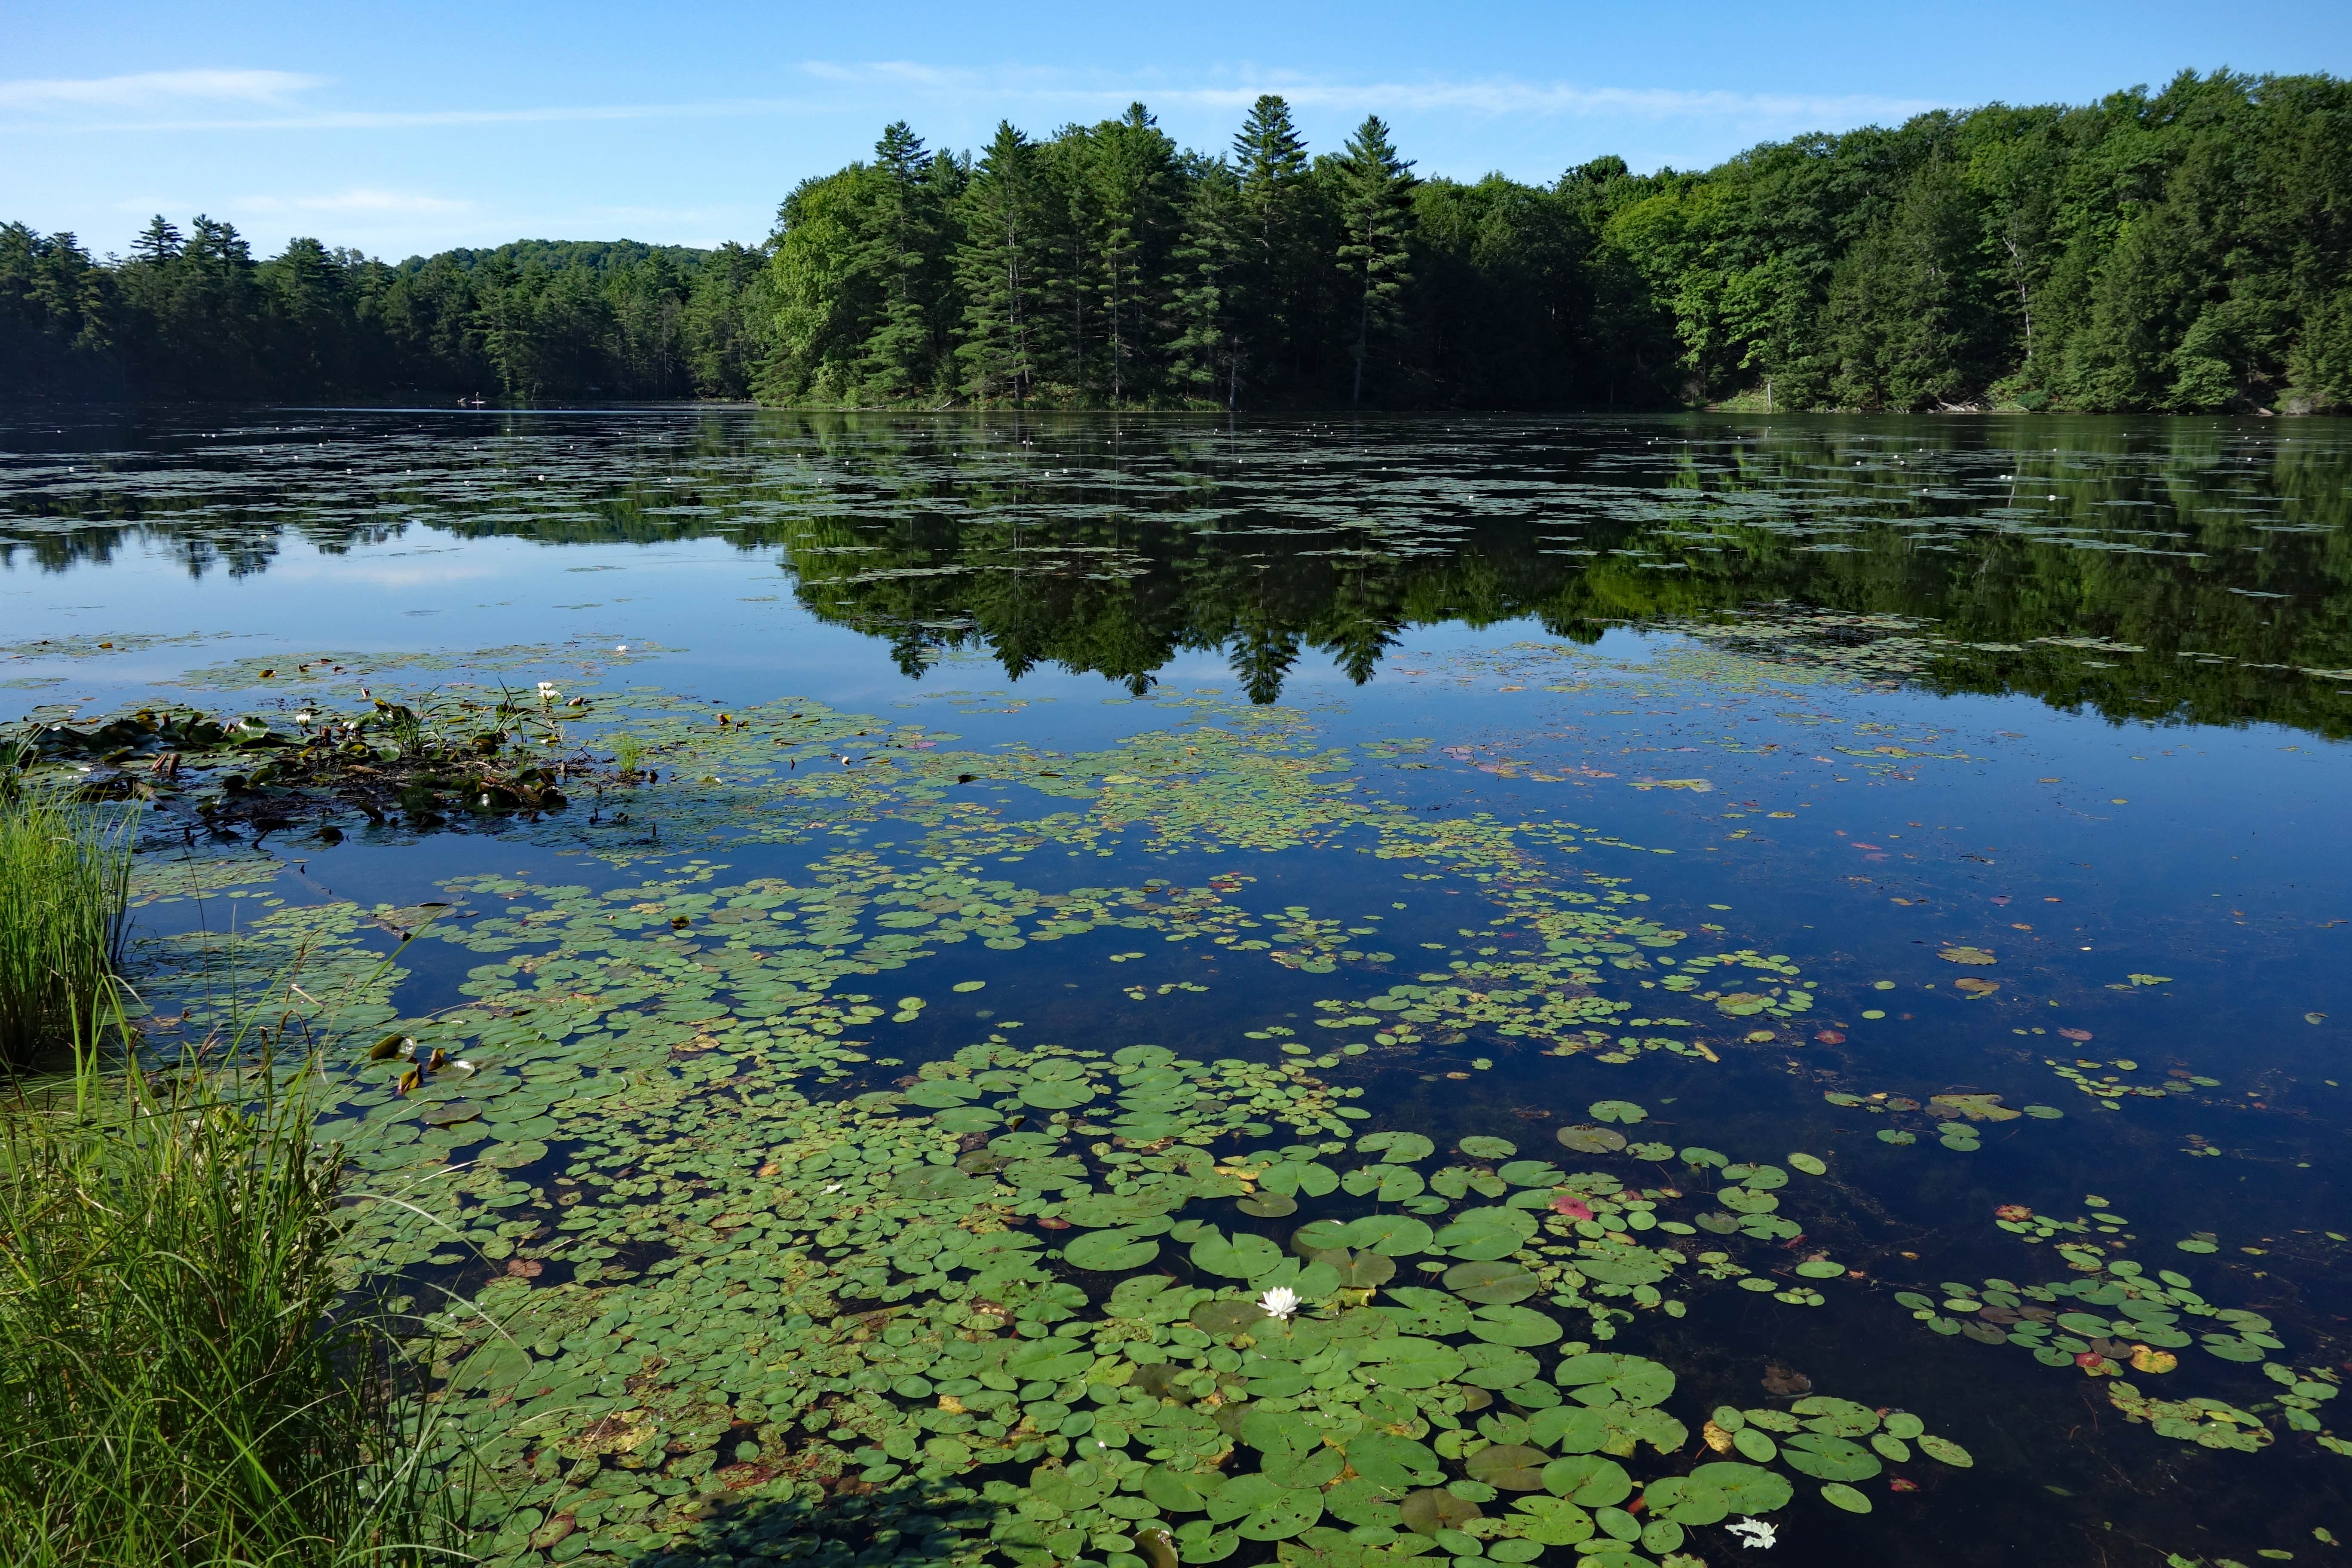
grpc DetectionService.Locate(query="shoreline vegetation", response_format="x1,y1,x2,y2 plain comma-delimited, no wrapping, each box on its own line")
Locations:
0,1025,465,1565
1,70,2348,415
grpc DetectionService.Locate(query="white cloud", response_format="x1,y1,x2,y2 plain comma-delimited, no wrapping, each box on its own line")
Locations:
232,188,472,216
791,62,1936,127
0,68,325,111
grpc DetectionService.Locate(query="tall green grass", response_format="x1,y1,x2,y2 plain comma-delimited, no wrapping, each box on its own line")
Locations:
0,1029,467,1565
0,791,133,1071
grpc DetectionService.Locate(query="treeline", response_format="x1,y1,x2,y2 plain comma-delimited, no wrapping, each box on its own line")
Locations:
0,224,770,401
6,69,2352,410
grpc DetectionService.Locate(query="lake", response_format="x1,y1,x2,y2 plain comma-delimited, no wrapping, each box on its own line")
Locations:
5,407,2349,1568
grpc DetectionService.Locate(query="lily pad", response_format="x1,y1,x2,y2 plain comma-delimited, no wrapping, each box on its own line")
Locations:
1557,1125,1627,1155
1779,1433,1881,1482
1917,1435,1973,1467
1690,1462,1792,1514
1459,1136,1519,1159
1442,1260,1541,1304
1465,1444,1551,1490
1341,1214,1436,1256
1192,1231,1286,1279
1540,1455,1634,1507
1066,1230,1161,1271
1639,1475,1728,1526
1788,1152,1828,1176
1468,1305,1565,1347
1793,1260,1845,1280
1399,1488,1482,1536
1588,1100,1647,1124
1555,1354,1674,1410
1819,1482,1872,1513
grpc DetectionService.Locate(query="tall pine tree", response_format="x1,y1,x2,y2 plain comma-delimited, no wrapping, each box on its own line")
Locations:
1334,116,1416,404
1232,96,1313,391
956,122,1048,401
858,122,946,398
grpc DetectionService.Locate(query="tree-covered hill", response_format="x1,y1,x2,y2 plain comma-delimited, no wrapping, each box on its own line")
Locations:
5,70,2349,410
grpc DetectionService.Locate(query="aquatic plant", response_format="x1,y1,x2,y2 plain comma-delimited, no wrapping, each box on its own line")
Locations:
0,1023,464,1565
0,790,132,1071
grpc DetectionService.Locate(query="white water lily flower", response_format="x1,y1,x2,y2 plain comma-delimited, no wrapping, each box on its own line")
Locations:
536,682,559,699
1726,1517,1776,1550
821,1182,843,1194
1256,1286,1300,1321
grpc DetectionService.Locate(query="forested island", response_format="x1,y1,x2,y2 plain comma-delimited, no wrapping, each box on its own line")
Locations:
5,69,2349,412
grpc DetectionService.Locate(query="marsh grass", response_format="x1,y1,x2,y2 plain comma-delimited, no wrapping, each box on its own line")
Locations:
0,1019,468,1565
0,792,132,1071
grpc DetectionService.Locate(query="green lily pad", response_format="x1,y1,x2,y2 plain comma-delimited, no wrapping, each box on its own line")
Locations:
1442,1260,1541,1304
1465,1444,1551,1490
1399,1488,1482,1536
1639,1475,1728,1526
1793,1260,1845,1279
1459,1136,1519,1159
1343,1433,1442,1488
1468,1305,1565,1347
1788,1152,1827,1175
1359,1130,1437,1164
1237,1191,1299,1218
1690,1462,1792,1514
1066,1230,1161,1271
1011,1081,1089,1112
1360,1337,1469,1389
1587,1100,1647,1124
1143,1466,1226,1512
1917,1435,1973,1467
1341,1214,1435,1256
1556,1126,1627,1154
1538,1455,1633,1507
1779,1433,1881,1482
933,1105,1002,1133
1192,1231,1286,1279
419,1101,482,1126
1820,1482,1872,1513
1555,1354,1674,1410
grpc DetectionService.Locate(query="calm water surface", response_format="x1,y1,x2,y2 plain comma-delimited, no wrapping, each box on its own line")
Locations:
5,409,2350,1568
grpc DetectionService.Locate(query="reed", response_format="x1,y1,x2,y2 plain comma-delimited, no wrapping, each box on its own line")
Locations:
0,1023,466,1565
0,791,132,1072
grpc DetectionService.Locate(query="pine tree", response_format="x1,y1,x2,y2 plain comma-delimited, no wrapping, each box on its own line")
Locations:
955,122,1047,402
1167,158,1247,406
858,122,943,398
130,216,183,265
1088,104,1180,403
1231,95,1311,388
1335,116,1416,404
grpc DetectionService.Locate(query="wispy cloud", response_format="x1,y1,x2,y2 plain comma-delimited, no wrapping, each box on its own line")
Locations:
0,63,1932,141
795,61,1937,126
230,188,472,217
0,68,325,111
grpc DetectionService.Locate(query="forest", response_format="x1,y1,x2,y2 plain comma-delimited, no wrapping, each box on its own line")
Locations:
4,69,2351,412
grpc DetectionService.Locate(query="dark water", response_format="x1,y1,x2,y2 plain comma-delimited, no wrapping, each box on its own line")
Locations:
6,408,2351,1568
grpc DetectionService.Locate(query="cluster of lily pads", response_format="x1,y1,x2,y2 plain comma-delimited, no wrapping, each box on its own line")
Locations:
364,1032,1978,1568
1820,1088,2063,1150
2044,1055,2223,1109
1888,1208,2349,1458
77,660,2347,1568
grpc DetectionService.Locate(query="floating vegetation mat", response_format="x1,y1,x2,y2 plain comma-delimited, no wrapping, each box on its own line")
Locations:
40,649,2321,1568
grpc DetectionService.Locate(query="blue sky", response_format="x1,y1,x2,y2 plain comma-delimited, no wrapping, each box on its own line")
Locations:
5,0,2347,261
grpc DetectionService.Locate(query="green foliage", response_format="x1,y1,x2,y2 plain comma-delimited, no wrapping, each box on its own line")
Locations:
0,1037,461,1564
8,70,2352,410
0,791,131,1071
